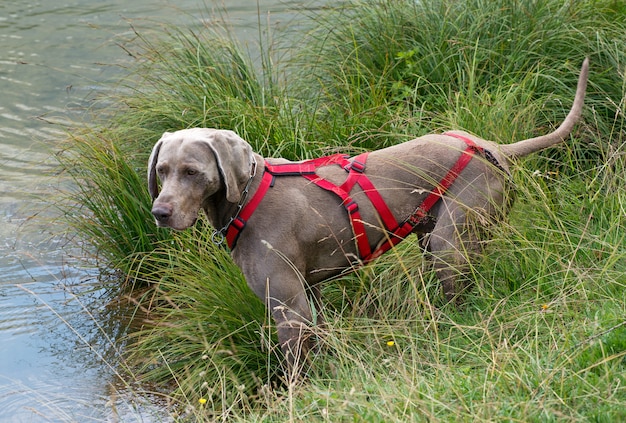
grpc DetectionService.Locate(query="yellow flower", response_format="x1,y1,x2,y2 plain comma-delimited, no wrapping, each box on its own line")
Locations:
541,304,549,311
386,340,395,347
198,398,207,405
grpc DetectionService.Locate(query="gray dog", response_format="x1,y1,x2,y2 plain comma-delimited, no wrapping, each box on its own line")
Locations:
148,59,588,376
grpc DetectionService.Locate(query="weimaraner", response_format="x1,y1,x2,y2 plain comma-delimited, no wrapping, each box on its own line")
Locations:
148,59,588,376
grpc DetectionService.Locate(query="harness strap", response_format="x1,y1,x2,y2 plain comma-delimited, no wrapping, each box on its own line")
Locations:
299,152,400,259
340,153,398,231
226,133,484,263
302,173,372,259
226,154,353,250
225,169,273,249
361,133,482,263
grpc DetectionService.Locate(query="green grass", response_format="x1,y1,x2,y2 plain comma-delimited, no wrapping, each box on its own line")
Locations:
57,0,626,420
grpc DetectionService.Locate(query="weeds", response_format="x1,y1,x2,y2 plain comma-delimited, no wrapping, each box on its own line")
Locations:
58,0,626,420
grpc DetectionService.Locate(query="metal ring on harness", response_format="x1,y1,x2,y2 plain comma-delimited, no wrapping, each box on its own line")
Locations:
211,230,225,246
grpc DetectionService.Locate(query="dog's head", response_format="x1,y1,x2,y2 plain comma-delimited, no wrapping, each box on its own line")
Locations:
148,128,254,230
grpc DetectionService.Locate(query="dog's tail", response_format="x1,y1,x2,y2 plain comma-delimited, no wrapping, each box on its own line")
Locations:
501,58,589,159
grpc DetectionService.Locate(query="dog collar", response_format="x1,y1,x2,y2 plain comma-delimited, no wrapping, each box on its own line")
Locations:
211,156,257,246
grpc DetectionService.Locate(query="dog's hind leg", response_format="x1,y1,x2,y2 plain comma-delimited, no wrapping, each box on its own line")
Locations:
426,204,483,304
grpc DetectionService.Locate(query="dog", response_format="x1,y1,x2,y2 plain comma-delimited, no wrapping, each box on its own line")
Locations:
148,59,588,376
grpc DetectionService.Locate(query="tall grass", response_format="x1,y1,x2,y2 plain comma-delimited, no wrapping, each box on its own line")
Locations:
58,0,626,420
295,0,625,157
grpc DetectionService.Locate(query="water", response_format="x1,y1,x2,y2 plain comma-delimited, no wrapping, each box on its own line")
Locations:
0,1,322,420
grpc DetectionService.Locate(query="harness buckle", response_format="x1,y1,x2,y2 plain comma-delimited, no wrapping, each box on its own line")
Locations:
345,201,359,214
231,216,246,230
408,207,427,226
350,160,366,173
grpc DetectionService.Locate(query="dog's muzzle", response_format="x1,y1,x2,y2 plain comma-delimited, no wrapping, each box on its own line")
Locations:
152,203,173,224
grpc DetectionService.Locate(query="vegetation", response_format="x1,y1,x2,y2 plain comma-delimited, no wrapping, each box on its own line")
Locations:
58,0,626,420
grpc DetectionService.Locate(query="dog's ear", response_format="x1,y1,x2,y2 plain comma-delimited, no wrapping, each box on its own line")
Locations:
200,129,254,203
147,135,166,200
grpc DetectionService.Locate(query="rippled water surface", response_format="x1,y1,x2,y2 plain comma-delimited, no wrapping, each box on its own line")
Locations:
0,1,320,420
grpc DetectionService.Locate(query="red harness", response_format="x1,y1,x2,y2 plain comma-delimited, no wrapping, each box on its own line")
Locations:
225,133,483,263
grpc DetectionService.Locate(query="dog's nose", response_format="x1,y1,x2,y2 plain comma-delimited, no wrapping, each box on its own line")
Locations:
152,204,173,223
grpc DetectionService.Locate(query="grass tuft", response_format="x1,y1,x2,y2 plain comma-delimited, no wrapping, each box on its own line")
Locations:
57,0,626,420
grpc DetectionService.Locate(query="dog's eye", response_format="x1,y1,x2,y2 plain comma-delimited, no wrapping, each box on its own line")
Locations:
186,169,198,176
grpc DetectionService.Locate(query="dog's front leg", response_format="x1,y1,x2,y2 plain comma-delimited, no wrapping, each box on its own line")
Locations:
272,298,314,380
239,255,314,381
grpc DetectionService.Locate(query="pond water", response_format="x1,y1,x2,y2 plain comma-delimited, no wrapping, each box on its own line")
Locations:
0,1,323,420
